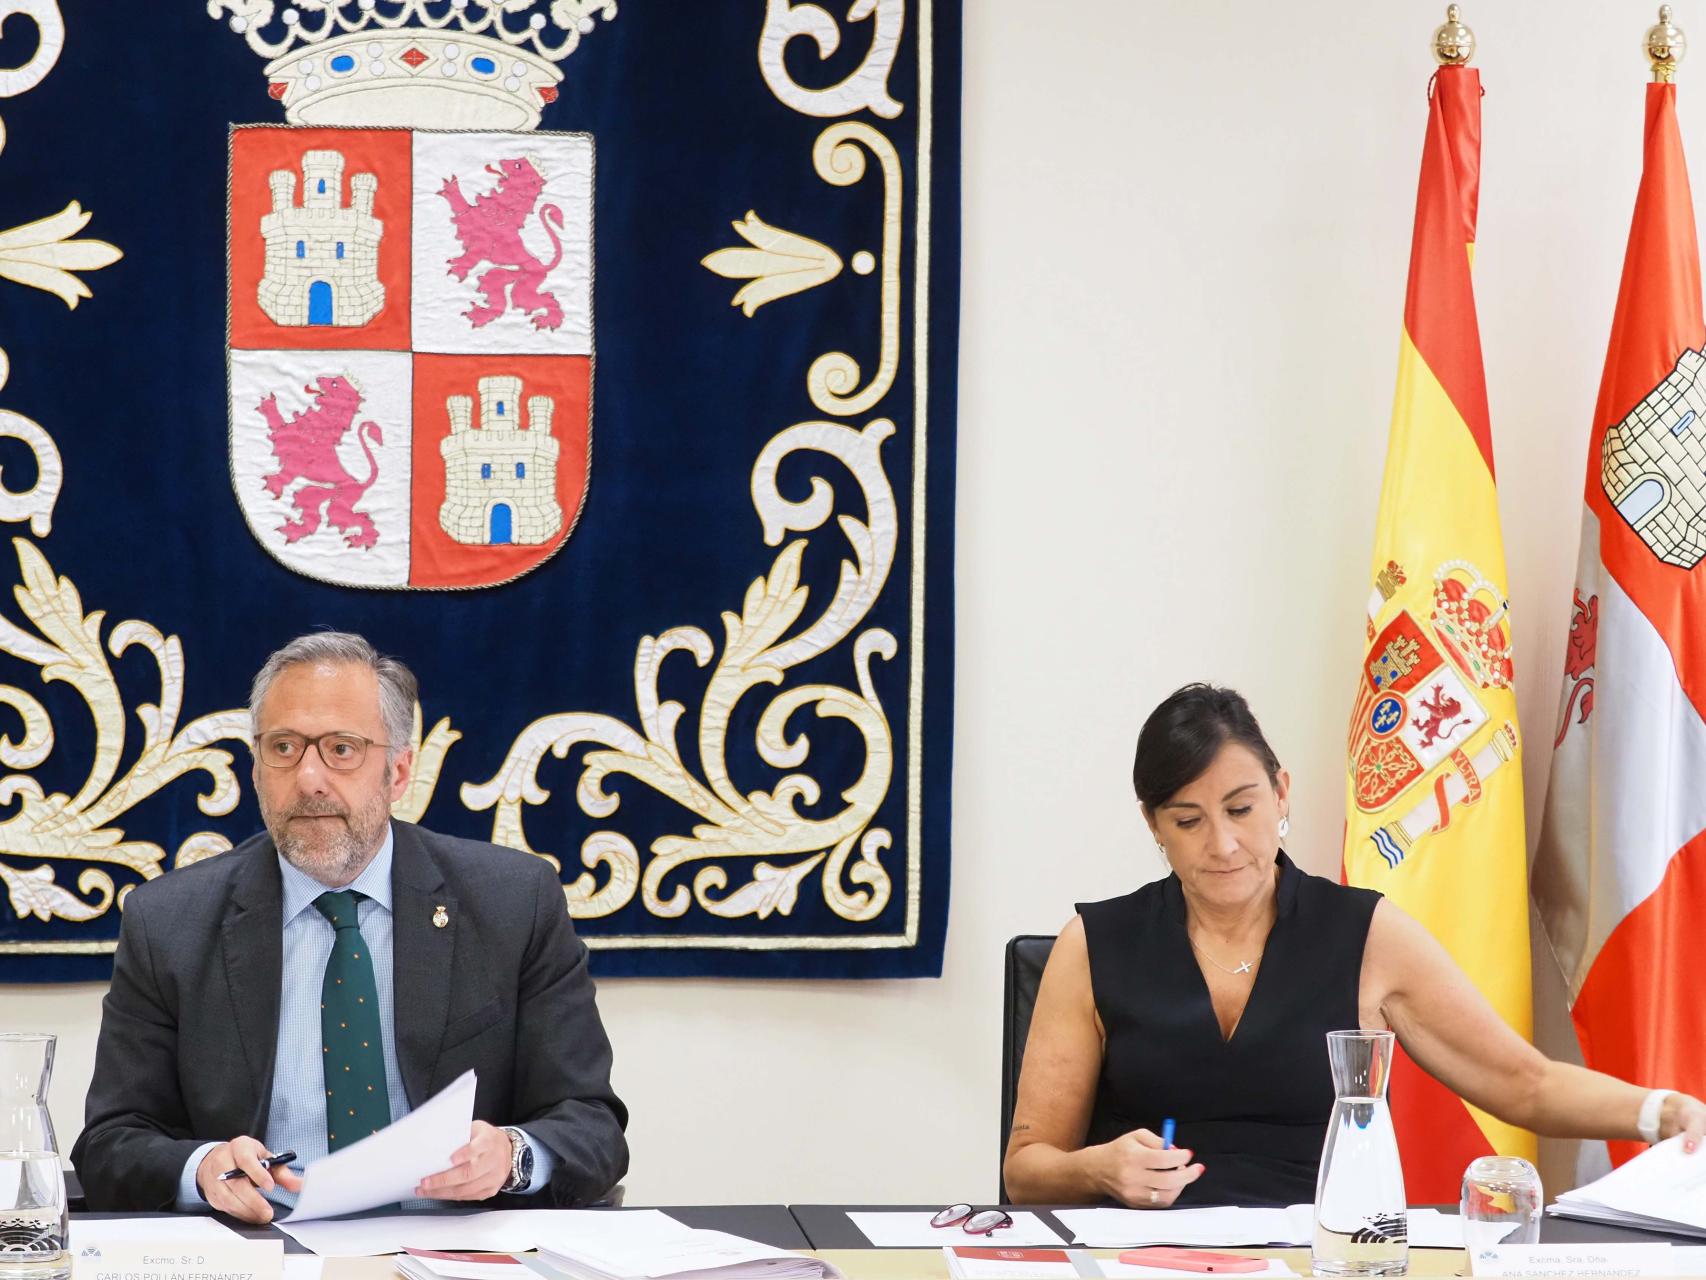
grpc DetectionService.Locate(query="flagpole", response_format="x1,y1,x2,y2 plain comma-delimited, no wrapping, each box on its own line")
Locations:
1434,5,1474,66
1648,5,1686,80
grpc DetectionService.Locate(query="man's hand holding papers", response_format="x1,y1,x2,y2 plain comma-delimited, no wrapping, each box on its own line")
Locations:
285,1070,478,1222
415,1120,515,1202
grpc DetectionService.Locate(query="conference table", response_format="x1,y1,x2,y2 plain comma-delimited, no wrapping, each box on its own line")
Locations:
71,1200,1706,1278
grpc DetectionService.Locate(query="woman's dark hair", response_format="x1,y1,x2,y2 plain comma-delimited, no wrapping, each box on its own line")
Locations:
1132,683,1282,811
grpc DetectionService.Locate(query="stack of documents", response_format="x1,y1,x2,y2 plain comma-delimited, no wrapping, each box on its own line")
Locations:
1055,1206,1462,1249
534,1213,841,1280
397,1250,530,1280
1548,1135,1706,1238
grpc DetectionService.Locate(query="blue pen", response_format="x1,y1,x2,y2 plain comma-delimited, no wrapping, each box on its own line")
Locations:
1161,1118,1176,1150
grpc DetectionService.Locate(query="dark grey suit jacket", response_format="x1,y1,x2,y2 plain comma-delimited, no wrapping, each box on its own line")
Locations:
71,821,628,1211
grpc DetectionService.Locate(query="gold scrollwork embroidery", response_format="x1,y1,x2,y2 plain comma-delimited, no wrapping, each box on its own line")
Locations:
758,0,904,120
465,416,899,923
806,122,901,417
0,203,124,311
701,212,844,316
0,351,63,538
702,124,902,419
0,540,252,923
0,2,65,103
392,703,461,825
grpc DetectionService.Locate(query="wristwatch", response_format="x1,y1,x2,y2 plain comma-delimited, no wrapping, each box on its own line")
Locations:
500,1126,533,1193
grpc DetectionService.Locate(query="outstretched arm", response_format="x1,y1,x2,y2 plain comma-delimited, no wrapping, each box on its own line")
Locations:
1365,899,1706,1148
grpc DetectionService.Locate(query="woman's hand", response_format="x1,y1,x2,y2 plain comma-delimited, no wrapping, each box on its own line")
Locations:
1660,1093,1706,1154
1092,1128,1205,1207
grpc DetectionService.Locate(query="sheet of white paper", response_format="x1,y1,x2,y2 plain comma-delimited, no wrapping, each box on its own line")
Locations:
542,1224,830,1279
1100,1260,1297,1278
281,1068,477,1223
1406,1208,1466,1249
848,1212,1065,1248
282,1257,324,1280
1671,1246,1706,1275
1055,1208,1304,1248
278,1208,691,1258
1554,1135,1706,1234
69,1217,243,1247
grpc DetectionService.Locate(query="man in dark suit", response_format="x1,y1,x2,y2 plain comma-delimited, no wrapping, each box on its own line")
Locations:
72,632,627,1220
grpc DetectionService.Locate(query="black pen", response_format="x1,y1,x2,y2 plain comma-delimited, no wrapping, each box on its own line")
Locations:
217,1151,297,1183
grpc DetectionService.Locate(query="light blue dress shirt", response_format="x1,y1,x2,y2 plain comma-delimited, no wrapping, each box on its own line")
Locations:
176,824,554,1208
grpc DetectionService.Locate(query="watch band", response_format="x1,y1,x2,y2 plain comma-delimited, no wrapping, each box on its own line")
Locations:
1638,1088,1676,1144
500,1125,531,1193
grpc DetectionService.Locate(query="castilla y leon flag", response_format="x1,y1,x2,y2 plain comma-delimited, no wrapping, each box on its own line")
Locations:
1343,64,1536,1199
1533,77,1706,1168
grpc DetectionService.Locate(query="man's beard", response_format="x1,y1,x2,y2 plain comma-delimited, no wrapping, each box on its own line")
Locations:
261,789,391,886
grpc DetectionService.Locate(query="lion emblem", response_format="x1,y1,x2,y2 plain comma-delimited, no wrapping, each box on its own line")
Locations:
438,156,566,331
258,374,383,549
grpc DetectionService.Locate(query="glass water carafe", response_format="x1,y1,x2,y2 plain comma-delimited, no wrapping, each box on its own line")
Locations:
0,1034,67,1280
1312,1029,1408,1276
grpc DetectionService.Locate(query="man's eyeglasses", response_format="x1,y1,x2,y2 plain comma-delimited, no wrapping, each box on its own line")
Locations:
254,730,389,772
930,1205,1013,1235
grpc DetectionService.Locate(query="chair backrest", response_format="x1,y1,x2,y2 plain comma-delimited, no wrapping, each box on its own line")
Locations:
999,933,1057,1200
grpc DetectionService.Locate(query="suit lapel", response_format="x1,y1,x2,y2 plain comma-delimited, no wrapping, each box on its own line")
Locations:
390,823,454,1106
220,844,284,1134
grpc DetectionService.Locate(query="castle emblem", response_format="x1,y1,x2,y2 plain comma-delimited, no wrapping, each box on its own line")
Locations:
1602,346,1706,569
218,0,602,589
439,376,563,546
259,151,384,327
1348,561,1522,868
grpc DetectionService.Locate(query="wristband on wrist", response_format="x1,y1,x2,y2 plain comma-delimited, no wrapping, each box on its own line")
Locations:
1638,1088,1676,1144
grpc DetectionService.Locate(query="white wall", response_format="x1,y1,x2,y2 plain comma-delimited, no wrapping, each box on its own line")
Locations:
4,0,1690,1204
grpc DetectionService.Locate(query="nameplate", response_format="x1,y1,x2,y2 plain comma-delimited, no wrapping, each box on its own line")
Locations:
1468,1243,1675,1277
73,1240,284,1280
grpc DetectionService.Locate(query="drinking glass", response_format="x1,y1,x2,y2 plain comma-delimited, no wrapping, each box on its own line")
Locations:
1461,1154,1542,1259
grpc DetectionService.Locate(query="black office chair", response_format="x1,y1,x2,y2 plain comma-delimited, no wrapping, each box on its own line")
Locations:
999,933,1056,1201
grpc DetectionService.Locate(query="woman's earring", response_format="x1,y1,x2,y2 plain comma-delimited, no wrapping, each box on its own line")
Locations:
1278,815,1291,840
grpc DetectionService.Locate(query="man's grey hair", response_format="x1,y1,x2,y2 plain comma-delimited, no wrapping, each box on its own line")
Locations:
249,631,417,757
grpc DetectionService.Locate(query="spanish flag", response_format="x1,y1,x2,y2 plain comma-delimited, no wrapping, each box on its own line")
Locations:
1343,65,1536,1199
1533,78,1706,1169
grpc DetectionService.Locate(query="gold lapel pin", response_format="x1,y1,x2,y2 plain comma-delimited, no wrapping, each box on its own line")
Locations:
432,904,448,929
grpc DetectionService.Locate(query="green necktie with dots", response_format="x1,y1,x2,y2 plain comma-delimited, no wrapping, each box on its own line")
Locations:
314,890,392,1152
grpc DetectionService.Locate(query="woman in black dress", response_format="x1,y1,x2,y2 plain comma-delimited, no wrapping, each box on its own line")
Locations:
1003,684,1706,1207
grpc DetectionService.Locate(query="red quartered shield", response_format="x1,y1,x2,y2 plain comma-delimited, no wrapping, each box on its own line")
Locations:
1349,610,1489,812
227,125,591,589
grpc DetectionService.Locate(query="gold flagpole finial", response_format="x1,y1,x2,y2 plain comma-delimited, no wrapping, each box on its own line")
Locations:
1434,5,1475,66
1649,6,1687,80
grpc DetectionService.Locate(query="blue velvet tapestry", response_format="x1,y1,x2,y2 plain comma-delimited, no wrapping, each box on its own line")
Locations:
0,0,958,979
